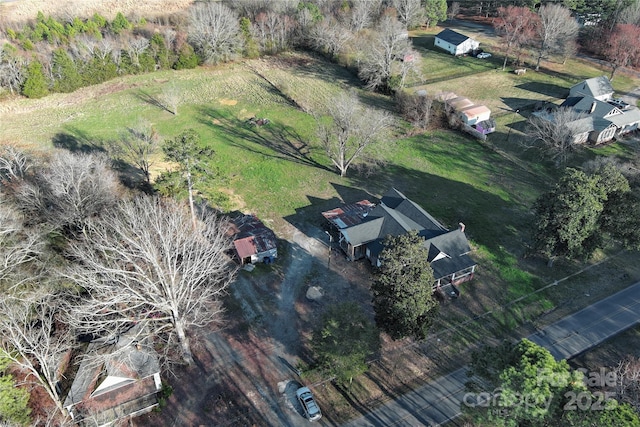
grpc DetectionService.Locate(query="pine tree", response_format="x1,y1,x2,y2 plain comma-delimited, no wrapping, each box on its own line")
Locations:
371,231,438,340
21,60,49,98
52,49,82,93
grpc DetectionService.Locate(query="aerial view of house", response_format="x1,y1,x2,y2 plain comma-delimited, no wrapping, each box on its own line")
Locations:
440,92,496,135
323,188,476,290
230,213,278,265
63,325,162,426
558,76,640,144
434,28,479,56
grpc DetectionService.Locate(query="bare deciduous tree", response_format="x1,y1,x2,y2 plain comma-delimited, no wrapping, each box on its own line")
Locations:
395,91,433,129
0,292,73,418
393,0,424,29
124,35,150,68
534,4,579,71
0,202,43,292
252,11,295,54
494,6,538,71
447,1,460,20
526,107,589,164
317,91,393,177
97,36,117,61
396,49,423,89
358,16,412,91
188,2,243,64
15,152,120,234
0,56,26,95
308,18,352,59
229,0,271,21
70,34,99,62
603,24,640,81
110,119,160,184
161,81,180,115
614,356,640,413
620,1,640,25
0,145,31,182
66,197,237,366
349,0,382,32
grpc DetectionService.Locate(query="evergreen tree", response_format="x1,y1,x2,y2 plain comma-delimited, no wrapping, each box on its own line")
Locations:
239,17,259,58
91,12,108,29
465,339,640,427
110,12,131,35
21,60,49,98
150,33,171,69
82,56,117,85
52,49,82,93
0,363,31,426
424,0,448,27
371,231,438,340
174,43,199,70
533,164,635,262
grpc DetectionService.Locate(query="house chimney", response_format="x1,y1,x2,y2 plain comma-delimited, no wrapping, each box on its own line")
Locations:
459,222,466,233
589,101,597,114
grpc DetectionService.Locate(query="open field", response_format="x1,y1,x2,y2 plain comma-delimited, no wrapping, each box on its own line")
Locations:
0,0,193,24
2,42,640,423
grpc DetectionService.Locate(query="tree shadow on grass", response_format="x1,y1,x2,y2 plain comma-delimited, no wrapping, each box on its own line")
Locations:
52,130,106,154
53,128,152,193
516,81,569,98
196,106,331,172
134,89,172,114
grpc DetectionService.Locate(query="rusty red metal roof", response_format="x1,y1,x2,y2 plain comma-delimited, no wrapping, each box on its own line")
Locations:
322,200,376,229
231,214,277,259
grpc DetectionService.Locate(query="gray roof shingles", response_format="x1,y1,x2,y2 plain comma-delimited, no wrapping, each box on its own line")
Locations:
435,28,471,46
333,188,476,280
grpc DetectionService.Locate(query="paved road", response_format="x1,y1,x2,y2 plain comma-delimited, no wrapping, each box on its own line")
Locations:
342,281,640,427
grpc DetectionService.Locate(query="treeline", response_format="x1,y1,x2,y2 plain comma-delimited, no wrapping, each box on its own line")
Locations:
2,1,638,99
0,10,198,98
0,0,446,98
453,0,637,22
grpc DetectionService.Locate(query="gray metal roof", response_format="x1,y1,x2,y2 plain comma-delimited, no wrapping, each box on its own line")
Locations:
342,217,384,246
423,229,476,280
435,28,472,46
64,323,160,410
381,188,447,234
608,106,640,127
339,189,476,278
562,95,640,132
570,76,613,99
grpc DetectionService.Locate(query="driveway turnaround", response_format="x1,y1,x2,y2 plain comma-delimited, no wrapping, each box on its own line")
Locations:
342,281,640,427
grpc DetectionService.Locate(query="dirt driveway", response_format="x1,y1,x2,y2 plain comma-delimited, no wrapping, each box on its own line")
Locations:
135,221,372,426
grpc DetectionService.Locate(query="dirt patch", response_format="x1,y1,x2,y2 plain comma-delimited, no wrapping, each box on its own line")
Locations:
219,98,238,106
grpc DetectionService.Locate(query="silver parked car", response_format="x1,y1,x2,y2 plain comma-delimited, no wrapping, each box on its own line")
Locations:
296,386,322,421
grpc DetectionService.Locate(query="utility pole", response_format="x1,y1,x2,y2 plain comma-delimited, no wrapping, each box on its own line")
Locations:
507,109,520,142
325,231,333,268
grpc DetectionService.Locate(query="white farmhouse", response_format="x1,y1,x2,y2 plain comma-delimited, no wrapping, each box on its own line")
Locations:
434,29,479,56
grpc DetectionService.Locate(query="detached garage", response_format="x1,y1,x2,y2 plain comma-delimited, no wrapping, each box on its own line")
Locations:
434,29,479,56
